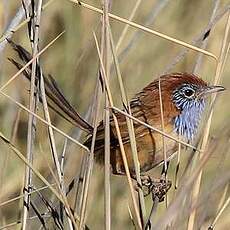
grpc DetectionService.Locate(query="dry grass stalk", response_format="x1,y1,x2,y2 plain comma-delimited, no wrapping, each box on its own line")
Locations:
0,184,56,208
158,76,168,210
0,91,88,150
0,131,79,228
193,0,220,74
103,1,112,229
22,1,43,227
69,0,217,60
0,0,54,45
1,1,229,229
118,0,169,63
210,184,230,228
187,11,230,230
109,26,146,223
78,44,104,229
0,31,65,92
164,3,229,74
112,106,200,151
93,31,143,229
115,0,142,52
0,132,65,214
78,87,100,228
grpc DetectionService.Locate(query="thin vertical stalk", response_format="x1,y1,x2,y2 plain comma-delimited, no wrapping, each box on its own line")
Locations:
174,138,181,189
74,153,88,215
187,11,230,230
109,27,146,222
78,58,104,227
78,8,105,230
79,101,101,228
0,0,54,45
193,0,220,74
74,83,101,216
210,195,230,229
22,1,42,228
158,78,167,204
0,130,79,228
209,184,230,229
115,0,142,52
117,0,169,61
103,1,111,229
60,139,68,192
93,32,142,229
39,68,73,229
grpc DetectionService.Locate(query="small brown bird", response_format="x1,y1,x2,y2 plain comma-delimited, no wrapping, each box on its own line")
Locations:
9,41,225,178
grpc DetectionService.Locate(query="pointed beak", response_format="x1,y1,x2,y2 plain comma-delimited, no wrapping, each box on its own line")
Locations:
197,85,226,98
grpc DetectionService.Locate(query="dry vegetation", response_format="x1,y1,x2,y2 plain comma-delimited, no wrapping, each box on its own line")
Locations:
0,0,230,229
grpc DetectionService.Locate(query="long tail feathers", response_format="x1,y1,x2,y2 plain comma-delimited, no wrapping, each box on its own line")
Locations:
8,39,93,133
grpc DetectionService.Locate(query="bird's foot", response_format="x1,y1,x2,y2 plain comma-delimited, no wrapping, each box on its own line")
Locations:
135,175,171,202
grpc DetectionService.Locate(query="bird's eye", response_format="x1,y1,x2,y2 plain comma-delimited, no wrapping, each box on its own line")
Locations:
183,88,195,97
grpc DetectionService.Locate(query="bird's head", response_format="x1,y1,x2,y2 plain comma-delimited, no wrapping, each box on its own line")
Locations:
172,81,225,111
134,72,225,141
165,73,225,141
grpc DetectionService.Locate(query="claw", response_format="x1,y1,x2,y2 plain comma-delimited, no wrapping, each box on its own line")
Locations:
134,175,172,201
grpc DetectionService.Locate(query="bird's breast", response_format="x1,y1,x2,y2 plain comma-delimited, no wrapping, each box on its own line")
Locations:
173,100,205,141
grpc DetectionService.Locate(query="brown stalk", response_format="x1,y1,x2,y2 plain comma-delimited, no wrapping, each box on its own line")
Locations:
22,1,42,228
187,11,230,230
0,91,89,151
158,77,168,203
111,106,201,151
103,1,111,229
109,27,146,222
0,131,78,226
93,31,143,229
78,43,104,229
153,131,222,229
78,92,101,228
69,0,217,60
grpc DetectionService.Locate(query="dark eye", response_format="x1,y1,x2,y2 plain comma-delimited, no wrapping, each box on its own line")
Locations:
184,88,195,97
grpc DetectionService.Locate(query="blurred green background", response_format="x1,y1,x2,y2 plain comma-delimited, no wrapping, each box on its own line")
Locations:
0,0,230,229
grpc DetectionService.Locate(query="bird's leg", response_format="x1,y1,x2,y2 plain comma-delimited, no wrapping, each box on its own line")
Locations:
133,174,171,201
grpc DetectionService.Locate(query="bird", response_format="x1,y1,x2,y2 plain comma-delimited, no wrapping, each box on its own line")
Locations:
8,40,225,178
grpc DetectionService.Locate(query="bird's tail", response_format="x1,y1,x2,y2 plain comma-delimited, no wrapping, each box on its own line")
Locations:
8,40,93,133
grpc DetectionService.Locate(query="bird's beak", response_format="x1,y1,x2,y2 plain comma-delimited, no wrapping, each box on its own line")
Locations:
197,85,226,98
